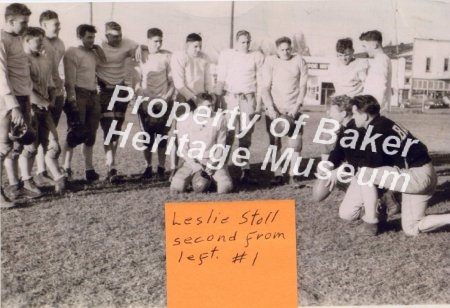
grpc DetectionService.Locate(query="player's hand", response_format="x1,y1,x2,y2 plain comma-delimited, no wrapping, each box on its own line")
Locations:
169,169,177,182
287,106,299,118
266,106,279,120
191,162,203,174
215,82,225,96
135,45,148,63
48,87,56,106
135,87,144,98
204,167,215,177
10,107,24,126
325,169,339,192
92,45,107,63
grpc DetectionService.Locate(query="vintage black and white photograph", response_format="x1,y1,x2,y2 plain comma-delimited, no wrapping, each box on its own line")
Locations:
1,0,450,306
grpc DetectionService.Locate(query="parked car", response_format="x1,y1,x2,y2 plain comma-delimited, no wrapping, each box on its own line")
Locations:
400,94,449,109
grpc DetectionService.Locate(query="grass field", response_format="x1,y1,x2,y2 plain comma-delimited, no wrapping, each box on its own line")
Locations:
1,107,450,307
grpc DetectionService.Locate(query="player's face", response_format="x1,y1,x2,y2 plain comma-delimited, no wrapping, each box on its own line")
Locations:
106,30,122,47
198,99,214,114
147,36,162,53
361,40,378,58
276,42,292,60
81,31,96,49
351,106,367,128
186,41,202,57
9,15,29,35
236,35,250,53
27,36,44,53
337,48,354,65
42,18,61,39
328,105,347,124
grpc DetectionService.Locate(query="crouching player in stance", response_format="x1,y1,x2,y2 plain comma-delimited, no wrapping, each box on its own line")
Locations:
19,27,65,194
261,36,308,186
313,95,363,201
170,93,233,194
350,95,450,236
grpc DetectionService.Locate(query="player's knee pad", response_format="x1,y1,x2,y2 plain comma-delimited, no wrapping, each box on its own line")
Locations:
7,142,23,159
291,142,302,153
225,131,235,146
338,206,358,221
84,135,96,147
66,126,86,148
0,143,12,158
401,220,419,236
46,141,61,159
238,136,251,149
217,180,233,194
170,178,186,193
21,145,38,159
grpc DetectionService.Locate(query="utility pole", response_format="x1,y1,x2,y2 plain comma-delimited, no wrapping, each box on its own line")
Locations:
230,1,235,48
89,2,93,25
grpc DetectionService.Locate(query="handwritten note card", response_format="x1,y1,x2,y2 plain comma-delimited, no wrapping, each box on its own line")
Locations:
165,200,298,308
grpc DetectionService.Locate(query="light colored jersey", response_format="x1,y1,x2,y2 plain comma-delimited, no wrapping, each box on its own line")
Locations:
363,52,392,110
177,112,227,163
170,51,214,101
42,36,65,92
0,30,32,98
64,46,98,98
329,58,368,97
135,49,171,98
216,48,264,94
28,52,54,108
262,54,308,113
97,38,137,86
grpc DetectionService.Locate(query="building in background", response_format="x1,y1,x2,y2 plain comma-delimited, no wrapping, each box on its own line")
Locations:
410,38,450,98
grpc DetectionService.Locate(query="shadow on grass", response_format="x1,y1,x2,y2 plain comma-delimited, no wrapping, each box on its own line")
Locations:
229,157,321,192
430,181,450,205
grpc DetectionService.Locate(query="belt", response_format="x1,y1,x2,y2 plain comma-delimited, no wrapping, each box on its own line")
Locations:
100,111,125,118
75,86,97,95
226,92,255,101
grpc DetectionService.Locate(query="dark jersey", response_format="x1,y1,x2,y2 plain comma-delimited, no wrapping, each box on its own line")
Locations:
328,119,365,169
359,116,430,169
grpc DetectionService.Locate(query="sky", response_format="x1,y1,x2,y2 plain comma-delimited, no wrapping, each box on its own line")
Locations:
1,0,450,59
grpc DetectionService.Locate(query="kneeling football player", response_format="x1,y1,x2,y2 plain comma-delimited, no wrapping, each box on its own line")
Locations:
170,93,233,194
316,95,399,235
349,95,450,236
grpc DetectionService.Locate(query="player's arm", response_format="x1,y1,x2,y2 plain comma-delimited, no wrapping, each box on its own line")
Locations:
178,131,203,173
164,53,175,101
292,57,308,115
132,61,144,97
261,58,278,120
63,49,78,102
46,55,56,106
363,55,389,107
357,59,369,83
254,51,265,113
170,53,196,101
0,41,23,125
205,118,227,173
92,44,107,63
204,55,215,97
125,39,139,59
215,50,227,96
359,126,386,168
